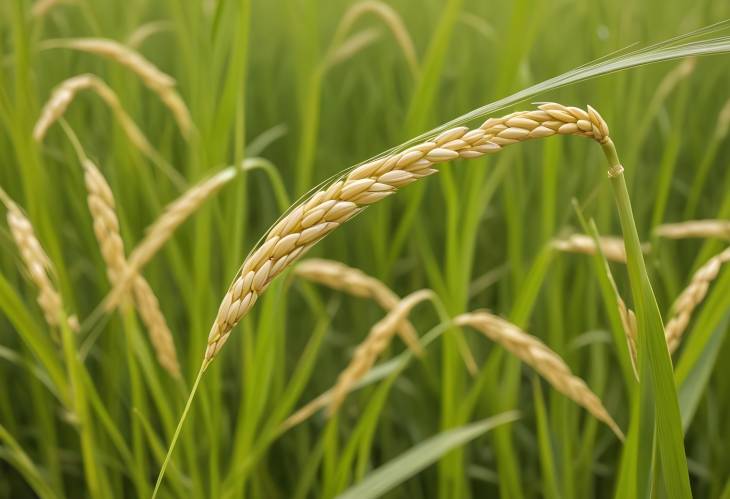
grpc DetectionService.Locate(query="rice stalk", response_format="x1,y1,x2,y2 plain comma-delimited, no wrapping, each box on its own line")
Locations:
551,233,638,263
32,74,181,186
294,258,423,354
203,103,612,364
40,38,192,137
81,157,180,377
665,246,730,353
454,311,624,440
655,219,730,240
0,188,77,333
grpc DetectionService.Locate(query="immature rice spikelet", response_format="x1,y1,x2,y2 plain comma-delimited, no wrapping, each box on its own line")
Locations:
43,38,192,136
665,247,730,353
454,311,624,439
33,74,162,166
552,234,633,263
294,258,422,354
655,220,730,240
204,103,612,364
328,289,432,413
0,189,76,332
82,159,180,377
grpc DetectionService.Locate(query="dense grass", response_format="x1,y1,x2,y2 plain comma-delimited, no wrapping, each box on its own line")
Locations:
1,0,730,497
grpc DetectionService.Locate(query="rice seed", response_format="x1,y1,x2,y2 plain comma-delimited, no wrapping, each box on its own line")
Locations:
82,159,180,377
328,289,432,414
655,219,730,240
551,234,635,263
0,188,77,333
203,103,613,364
33,74,165,168
41,38,191,136
665,246,730,354
454,311,624,440
294,258,423,355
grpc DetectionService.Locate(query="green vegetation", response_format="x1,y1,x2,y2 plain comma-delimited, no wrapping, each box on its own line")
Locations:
1,1,729,498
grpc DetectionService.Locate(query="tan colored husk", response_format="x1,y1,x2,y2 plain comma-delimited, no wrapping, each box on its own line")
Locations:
655,220,730,241
131,276,181,377
42,38,191,136
665,247,730,354
328,289,432,413
454,311,624,440
82,159,180,377
552,234,633,263
203,103,612,364
0,188,77,333
33,74,164,166
294,258,422,354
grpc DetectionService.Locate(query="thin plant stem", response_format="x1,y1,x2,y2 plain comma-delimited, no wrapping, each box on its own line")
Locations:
151,362,208,499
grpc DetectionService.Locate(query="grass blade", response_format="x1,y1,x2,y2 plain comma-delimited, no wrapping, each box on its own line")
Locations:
336,411,520,499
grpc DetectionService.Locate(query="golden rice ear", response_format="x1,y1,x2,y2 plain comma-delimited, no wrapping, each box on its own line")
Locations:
81,157,181,377
280,289,433,429
454,311,624,440
33,74,172,180
0,188,76,333
327,289,432,414
665,247,730,354
205,103,613,363
551,234,633,263
655,220,730,240
294,258,423,355
41,38,192,137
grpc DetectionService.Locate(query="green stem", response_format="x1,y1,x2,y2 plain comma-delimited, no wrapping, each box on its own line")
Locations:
122,308,149,498
58,317,106,498
152,362,207,499
601,139,692,499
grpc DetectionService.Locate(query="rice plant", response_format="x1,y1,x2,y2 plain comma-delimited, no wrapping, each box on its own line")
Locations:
1,1,729,498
